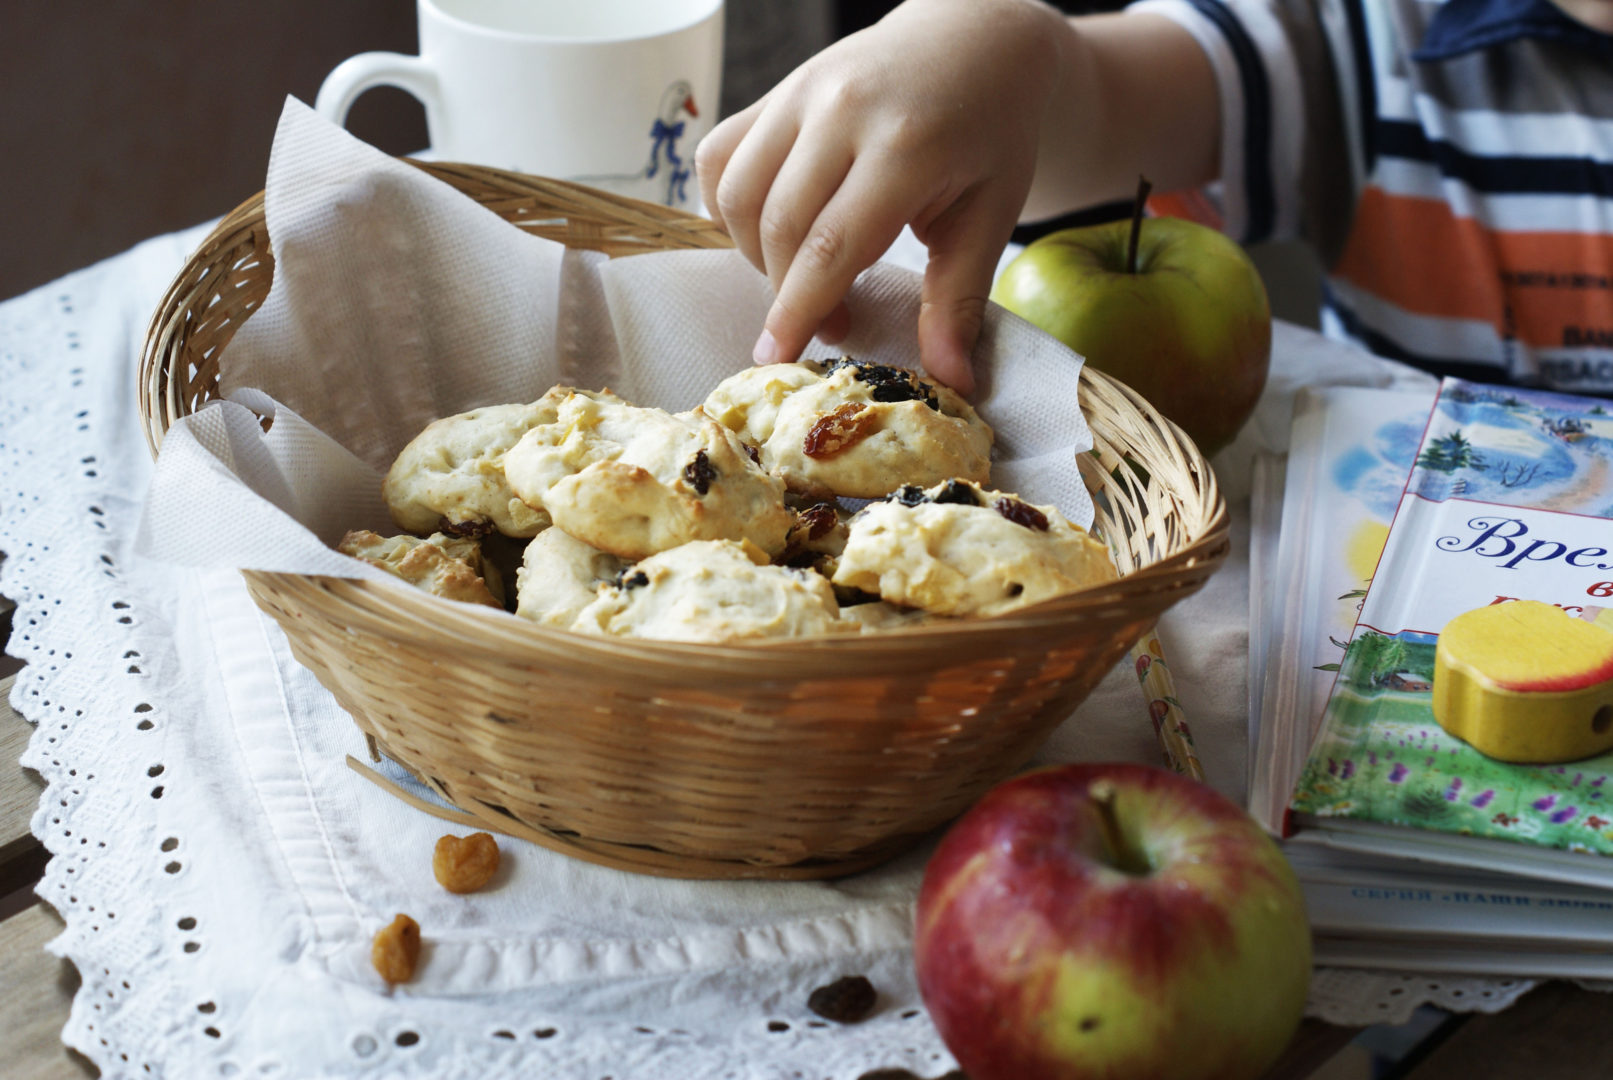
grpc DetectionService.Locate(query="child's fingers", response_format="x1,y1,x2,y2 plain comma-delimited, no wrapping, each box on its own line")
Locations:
755,164,912,367
709,109,802,281
914,183,1027,396
695,97,765,234
757,133,856,294
815,301,852,346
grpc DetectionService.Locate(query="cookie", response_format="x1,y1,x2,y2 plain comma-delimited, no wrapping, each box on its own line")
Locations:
502,392,793,560
338,530,503,608
382,387,619,538
513,527,628,628
702,357,994,499
777,500,852,576
836,599,941,633
572,539,847,642
831,480,1117,617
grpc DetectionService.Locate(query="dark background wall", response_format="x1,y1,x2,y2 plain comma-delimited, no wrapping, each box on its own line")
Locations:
0,0,1315,322
2,2,429,302
0,1,832,304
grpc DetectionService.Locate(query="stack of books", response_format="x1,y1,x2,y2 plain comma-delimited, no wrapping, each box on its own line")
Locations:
1251,380,1613,978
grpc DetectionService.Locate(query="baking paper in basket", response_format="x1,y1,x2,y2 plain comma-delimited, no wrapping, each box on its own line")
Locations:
135,98,1092,575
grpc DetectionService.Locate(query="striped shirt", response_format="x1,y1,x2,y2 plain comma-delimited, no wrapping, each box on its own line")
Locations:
1131,0,1613,390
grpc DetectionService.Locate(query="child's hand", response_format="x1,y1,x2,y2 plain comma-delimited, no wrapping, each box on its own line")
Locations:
696,0,1072,396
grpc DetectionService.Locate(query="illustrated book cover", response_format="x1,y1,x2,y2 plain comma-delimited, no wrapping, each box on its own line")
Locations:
1251,380,1613,974
1288,379,1613,891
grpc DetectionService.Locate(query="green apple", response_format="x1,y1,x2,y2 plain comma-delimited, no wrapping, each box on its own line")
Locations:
991,210,1271,456
914,762,1311,1080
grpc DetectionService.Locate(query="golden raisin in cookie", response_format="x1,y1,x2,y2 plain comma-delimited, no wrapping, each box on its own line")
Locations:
832,479,1117,617
702,358,993,499
433,832,500,894
338,530,503,608
371,913,421,984
502,392,793,560
802,403,882,459
382,387,621,538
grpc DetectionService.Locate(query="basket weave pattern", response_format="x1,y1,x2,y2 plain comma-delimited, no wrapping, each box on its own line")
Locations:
139,161,1230,879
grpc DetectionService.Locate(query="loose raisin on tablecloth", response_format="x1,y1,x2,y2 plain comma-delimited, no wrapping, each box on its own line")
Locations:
994,496,1049,531
682,449,717,495
372,914,421,984
433,832,501,894
803,403,880,459
808,975,878,1023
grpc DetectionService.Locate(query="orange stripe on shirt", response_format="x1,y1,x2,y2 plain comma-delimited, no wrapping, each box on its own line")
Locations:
1147,191,1224,232
1334,188,1613,349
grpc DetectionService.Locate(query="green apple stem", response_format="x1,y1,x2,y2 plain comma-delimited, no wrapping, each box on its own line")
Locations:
1089,779,1151,876
1126,175,1153,275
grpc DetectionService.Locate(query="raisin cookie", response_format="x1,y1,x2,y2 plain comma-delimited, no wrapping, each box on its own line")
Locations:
831,480,1117,617
513,527,627,628
777,499,851,575
572,539,847,642
502,392,793,560
836,600,941,633
702,358,993,499
338,530,503,608
382,388,619,538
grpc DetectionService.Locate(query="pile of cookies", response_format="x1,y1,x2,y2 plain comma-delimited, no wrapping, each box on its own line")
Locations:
338,358,1117,642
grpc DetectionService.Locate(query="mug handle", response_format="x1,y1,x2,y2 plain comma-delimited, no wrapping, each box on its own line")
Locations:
314,52,440,129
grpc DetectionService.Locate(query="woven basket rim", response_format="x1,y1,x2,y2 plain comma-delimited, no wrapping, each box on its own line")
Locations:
139,160,1231,650
243,544,1225,673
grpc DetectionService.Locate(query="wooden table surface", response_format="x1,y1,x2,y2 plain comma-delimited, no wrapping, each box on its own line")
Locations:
3,655,1611,1079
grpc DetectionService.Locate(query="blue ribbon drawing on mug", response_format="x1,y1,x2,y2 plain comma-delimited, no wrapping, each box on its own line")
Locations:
575,81,700,207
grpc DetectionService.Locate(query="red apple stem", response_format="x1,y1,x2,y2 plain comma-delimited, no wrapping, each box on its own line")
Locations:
1089,779,1151,876
1126,175,1153,275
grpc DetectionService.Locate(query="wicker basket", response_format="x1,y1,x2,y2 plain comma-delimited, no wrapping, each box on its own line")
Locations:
138,161,1230,879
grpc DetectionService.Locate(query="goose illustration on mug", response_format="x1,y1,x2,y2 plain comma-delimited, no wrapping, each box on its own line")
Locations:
579,81,701,207
646,81,700,206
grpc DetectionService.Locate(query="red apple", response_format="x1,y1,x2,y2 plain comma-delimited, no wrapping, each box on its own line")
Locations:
914,762,1311,1080
990,189,1271,456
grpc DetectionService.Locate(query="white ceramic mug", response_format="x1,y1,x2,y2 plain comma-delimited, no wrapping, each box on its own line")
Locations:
315,0,724,208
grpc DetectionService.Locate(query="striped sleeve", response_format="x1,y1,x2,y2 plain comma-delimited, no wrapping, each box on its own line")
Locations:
1125,0,1327,248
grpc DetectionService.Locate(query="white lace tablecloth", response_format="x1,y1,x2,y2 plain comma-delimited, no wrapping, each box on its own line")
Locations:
0,225,1539,1080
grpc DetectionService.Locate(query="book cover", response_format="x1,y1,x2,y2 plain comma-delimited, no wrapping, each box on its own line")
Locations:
1289,379,1613,860
1247,387,1435,832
